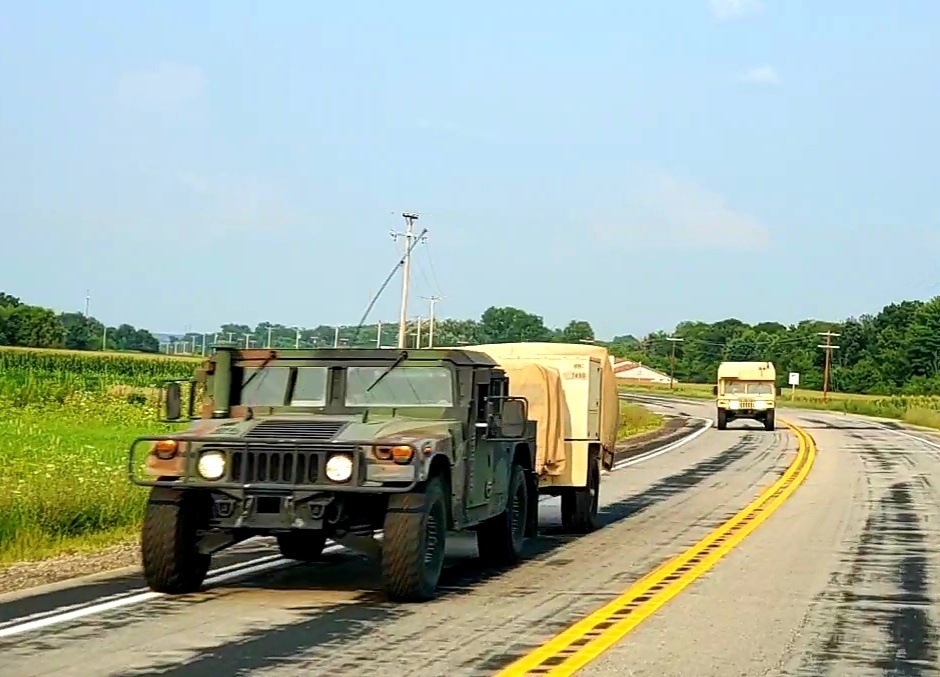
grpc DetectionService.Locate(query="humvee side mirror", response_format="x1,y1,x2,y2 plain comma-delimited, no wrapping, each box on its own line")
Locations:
165,382,182,421
776,386,782,397
499,399,527,438
712,385,718,396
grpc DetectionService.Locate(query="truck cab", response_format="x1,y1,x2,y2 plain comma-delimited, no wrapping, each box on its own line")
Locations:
712,361,781,431
130,346,539,601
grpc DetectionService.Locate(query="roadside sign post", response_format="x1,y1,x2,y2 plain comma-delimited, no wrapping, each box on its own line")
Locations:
788,372,799,400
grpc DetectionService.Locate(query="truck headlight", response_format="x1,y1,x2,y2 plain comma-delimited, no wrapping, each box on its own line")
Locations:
755,400,767,409
197,450,226,480
728,400,740,409
325,454,353,482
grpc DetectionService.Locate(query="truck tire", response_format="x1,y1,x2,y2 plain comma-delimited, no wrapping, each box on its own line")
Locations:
477,462,528,567
764,410,776,431
717,409,727,430
561,459,600,534
381,475,448,602
141,487,211,594
276,532,328,561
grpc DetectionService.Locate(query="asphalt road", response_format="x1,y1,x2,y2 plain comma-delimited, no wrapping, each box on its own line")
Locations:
2,400,939,676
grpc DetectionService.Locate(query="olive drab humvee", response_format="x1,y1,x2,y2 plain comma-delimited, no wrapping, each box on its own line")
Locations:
128,346,539,602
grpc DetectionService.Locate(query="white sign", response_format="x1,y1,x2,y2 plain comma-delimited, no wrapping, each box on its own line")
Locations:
788,372,800,386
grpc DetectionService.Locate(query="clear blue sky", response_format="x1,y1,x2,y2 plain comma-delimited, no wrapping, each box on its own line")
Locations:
2,1,938,339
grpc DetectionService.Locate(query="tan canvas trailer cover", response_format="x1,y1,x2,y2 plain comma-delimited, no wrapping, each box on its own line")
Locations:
497,361,568,476
463,342,620,487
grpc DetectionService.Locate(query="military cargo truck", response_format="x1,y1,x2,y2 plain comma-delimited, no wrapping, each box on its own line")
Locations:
129,346,539,602
712,361,781,431
459,342,620,534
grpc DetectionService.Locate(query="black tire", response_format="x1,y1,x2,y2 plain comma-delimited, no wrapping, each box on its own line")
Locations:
141,487,211,594
717,409,727,430
561,458,600,534
764,409,776,431
381,475,448,602
276,531,328,561
477,462,528,567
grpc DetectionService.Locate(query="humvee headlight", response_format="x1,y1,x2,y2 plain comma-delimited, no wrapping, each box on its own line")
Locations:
727,400,740,409
755,400,767,409
325,454,353,482
197,450,226,480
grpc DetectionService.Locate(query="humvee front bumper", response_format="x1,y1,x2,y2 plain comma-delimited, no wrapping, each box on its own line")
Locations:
127,434,422,495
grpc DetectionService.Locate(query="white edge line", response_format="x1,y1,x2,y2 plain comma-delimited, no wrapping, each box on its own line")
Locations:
863,419,940,450
0,545,341,639
606,417,713,473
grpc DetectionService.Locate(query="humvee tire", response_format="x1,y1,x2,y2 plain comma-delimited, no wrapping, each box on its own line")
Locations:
141,487,211,594
717,409,728,430
764,409,776,432
277,532,328,561
561,457,600,534
381,475,448,602
477,461,529,567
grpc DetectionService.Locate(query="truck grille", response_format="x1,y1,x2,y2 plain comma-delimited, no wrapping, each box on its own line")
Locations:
739,400,754,409
211,419,356,485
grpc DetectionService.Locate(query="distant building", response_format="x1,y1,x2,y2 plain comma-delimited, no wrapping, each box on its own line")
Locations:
610,358,675,385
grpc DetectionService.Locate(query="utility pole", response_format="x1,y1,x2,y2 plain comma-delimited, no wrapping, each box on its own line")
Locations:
415,316,423,349
101,325,107,352
421,295,443,347
391,212,426,348
333,326,340,348
666,336,684,389
818,331,841,402
295,328,301,348
266,326,273,349
376,320,382,348
84,290,90,317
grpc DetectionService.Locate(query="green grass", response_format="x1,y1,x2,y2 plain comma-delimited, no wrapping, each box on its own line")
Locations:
617,382,940,430
617,401,664,440
0,347,196,565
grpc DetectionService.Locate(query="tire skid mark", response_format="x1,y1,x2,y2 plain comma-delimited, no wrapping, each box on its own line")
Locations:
796,433,939,676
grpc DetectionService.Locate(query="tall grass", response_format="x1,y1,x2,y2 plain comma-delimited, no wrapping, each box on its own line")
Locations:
0,347,198,564
618,401,664,439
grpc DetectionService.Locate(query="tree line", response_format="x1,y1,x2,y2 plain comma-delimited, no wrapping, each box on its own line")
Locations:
4,289,939,395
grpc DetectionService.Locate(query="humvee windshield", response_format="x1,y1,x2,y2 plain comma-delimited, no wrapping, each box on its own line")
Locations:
724,381,774,395
345,365,454,407
241,366,329,406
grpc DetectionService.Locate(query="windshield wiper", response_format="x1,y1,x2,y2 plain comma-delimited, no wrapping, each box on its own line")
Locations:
240,350,277,391
366,350,408,393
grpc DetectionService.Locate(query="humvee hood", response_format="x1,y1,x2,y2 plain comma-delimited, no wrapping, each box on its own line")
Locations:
203,415,457,446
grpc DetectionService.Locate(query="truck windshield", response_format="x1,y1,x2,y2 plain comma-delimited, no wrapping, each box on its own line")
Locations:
345,365,454,407
724,381,774,395
240,366,329,406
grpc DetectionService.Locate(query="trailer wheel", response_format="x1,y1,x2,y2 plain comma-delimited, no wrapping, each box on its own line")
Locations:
764,410,776,431
561,460,600,534
141,487,211,594
477,462,528,567
276,531,328,561
381,475,448,602
717,409,728,430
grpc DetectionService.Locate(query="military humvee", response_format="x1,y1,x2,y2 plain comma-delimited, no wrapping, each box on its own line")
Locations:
129,346,539,601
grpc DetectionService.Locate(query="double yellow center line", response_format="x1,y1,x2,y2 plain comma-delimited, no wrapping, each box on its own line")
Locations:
495,420,817,676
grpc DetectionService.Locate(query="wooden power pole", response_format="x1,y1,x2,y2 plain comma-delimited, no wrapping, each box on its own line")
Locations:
818,331,841,402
